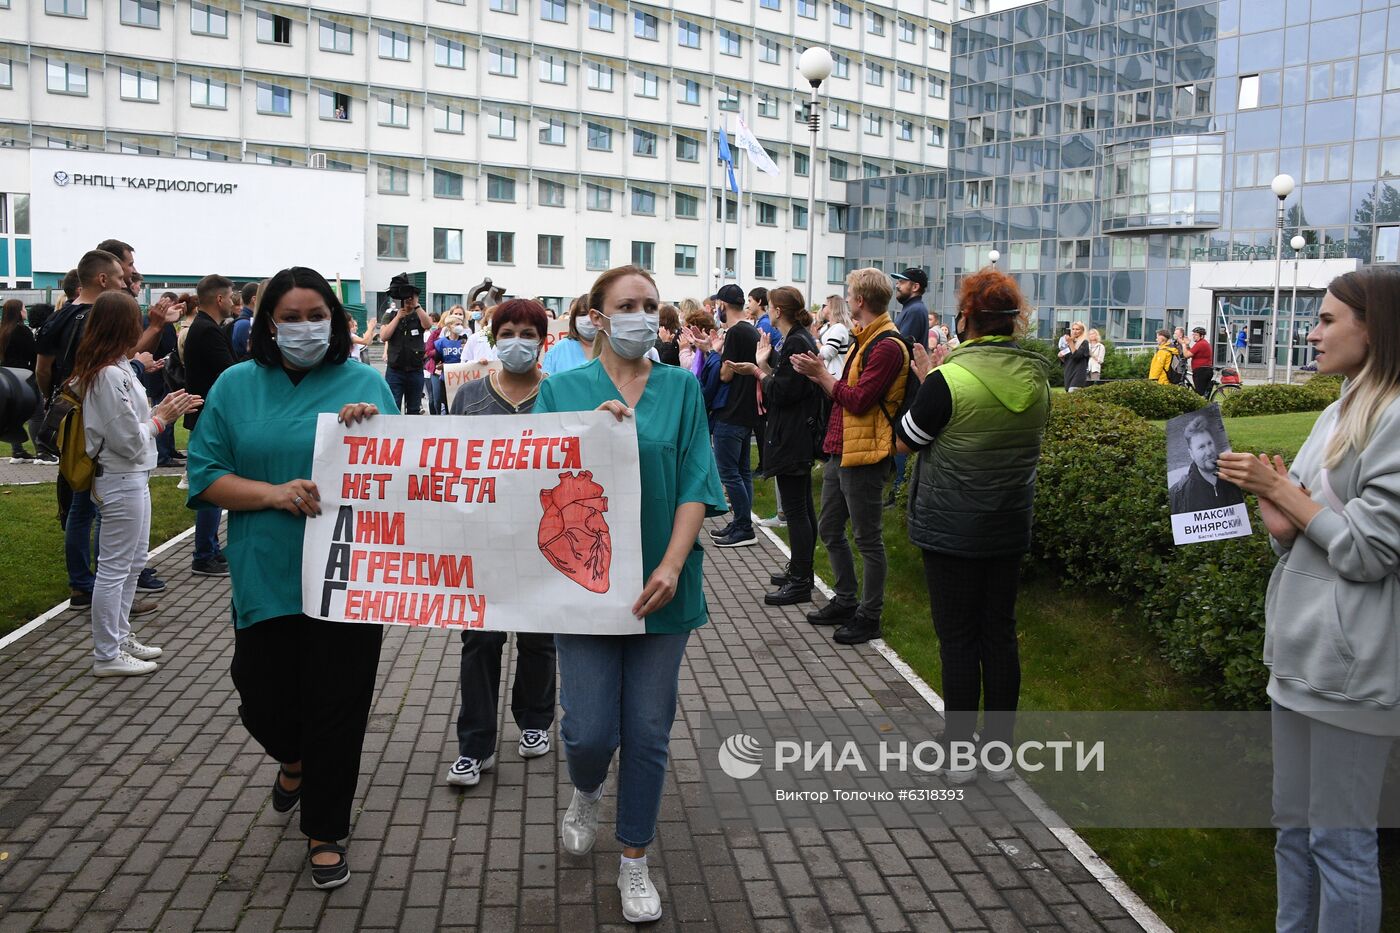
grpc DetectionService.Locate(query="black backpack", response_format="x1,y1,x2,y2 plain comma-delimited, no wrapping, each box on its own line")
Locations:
163,341,187,392
1166,342,1189,385
857,330,922,431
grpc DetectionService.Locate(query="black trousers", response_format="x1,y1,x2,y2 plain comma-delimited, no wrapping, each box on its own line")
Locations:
775,470,817,577
1193,366,1214,397
922,551,1023,747
456,630,557,760
230,615,383,842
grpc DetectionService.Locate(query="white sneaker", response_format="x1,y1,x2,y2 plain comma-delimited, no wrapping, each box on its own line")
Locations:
8,457,33,465
617,858,663,923
561,787,601,856
519,729,551,759
942,766,979,785
120,636,162,661
986,766,1017,784
93,651,158,677
176,473,189,490
445,754,495,787
758,514,787,528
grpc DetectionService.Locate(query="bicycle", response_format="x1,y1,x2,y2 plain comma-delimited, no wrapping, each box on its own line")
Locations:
1207,366,1243,404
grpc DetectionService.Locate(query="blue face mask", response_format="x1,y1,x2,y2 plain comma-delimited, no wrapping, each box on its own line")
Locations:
275,320,331,369
471,310,483,321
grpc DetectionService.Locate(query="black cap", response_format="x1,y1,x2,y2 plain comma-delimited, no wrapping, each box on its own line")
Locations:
711,284,746,306
891,267,929,290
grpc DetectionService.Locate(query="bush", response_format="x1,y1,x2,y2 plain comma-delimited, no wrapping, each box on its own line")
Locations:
1033,395,1173,598
1140,528,1273,710
1101,345,1153,380
1220,383,1331,417
1032,393,1274,710
1078,380,1206,420
1306,373,1343,403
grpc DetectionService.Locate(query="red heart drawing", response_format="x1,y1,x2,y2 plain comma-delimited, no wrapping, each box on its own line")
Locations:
538,470,612,594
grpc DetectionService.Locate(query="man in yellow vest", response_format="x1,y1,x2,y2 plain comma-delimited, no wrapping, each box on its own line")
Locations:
791,268,909,645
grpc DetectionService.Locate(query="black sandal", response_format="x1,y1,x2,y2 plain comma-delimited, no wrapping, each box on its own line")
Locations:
272,765,302,813
308,842,350,890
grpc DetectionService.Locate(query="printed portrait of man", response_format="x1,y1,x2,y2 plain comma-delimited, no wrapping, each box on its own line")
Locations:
1170,414,1246,514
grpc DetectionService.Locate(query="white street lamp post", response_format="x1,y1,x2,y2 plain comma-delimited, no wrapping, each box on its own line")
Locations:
799,48,833,300
1286,233,1306,383
1268,173,1296,383
988,249,1000,268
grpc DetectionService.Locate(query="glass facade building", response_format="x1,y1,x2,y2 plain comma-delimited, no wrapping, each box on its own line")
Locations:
847,0,1400,367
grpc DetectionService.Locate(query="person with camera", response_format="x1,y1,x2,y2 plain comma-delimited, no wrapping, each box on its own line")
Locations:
894,267,1051,783
379,276,429,415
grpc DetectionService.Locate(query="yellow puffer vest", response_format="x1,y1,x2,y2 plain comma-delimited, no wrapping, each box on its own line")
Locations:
840,313,908,467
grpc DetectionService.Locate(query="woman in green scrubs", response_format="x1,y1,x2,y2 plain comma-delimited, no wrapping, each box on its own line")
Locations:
534,265,726,925
186,267,397,891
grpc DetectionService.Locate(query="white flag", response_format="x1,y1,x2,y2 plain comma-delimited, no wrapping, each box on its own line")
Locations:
735,115,781,177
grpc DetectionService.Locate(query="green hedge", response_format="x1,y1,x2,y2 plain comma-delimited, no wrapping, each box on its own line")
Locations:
1032,393,1271,709
1219,383,1332,417
1078,380,1207,420
1306,373,1344,402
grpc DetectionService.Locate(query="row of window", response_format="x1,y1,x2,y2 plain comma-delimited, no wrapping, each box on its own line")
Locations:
39,0,951,57
27,63,944,150
961,83,1212,146
375,226,844,283
956,168,1095,209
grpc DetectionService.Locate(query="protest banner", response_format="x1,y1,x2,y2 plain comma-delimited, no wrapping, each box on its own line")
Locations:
443,361,501,406
542,316,572,357
301,412,645,634
1166,403,1252,545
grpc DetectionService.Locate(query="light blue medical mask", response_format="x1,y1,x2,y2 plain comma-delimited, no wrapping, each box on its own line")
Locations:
600,311,659,360
275,320,331,369
496,337,540,374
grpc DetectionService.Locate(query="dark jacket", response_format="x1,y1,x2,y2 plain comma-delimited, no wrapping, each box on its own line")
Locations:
895,296,929,349
758,329,822,477
908,339,1051,557
1063,338,1090,389
1,324,36,372
182,310,236,429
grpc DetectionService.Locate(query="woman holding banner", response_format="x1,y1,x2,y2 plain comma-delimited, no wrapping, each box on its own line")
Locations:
534,265,726,925
185,266,397,891
444,299,558,787
1218,266,1400,932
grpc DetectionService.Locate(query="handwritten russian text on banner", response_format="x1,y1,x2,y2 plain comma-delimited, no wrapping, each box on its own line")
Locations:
302,412,645,634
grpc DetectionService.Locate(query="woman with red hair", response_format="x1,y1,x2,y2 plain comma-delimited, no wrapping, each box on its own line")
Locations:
893,267,1052,784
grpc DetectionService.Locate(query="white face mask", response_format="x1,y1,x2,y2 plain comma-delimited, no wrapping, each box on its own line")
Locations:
496,337,540,373
275,320,331,369
600,311,660,360
575,314,599,341
450,325,465,337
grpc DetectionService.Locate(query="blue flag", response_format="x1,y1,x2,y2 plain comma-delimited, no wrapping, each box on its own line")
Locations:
717,128,740,195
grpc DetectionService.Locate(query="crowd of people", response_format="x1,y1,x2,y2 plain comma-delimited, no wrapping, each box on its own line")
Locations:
1,241,1397,929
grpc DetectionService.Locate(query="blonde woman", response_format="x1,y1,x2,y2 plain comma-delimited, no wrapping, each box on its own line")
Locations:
1218,266,1400,931
1063,321,1090,391
817,294,854,378
1086,329,1106,382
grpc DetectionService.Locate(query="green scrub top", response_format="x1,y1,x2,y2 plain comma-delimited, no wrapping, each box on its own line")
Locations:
185,359,399,628
534,359,727,635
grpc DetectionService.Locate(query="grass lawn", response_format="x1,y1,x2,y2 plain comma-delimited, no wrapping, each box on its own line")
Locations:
0,476,195,635
746,408,1395,932
1150,409,1323,461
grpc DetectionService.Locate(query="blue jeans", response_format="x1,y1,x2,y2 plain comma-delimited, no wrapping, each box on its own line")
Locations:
194,507,223,562
711,421,753,533
892,452,908,494
1272,704,1395,933
65,487,101,593
385,367,424,415
156,420,176,462
426,373,446,415
555,631,690,849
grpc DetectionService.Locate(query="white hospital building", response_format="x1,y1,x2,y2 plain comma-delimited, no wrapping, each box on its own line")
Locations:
0,0,968,311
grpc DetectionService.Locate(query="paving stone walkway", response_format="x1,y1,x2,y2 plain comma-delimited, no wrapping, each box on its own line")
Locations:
0,513,1160,932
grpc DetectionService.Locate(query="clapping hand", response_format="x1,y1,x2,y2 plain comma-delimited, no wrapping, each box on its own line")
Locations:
658,325,674,344
790,352,825,378
133,351,164,374
755,332,772,370
150,296,184,326
153,390,202,424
